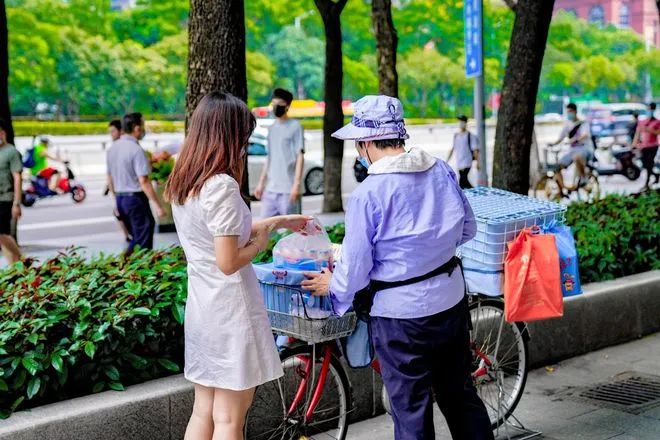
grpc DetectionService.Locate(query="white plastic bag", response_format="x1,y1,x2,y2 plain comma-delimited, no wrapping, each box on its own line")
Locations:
273,218,333,271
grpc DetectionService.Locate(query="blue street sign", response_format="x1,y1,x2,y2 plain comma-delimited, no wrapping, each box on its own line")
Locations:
464,0,483,78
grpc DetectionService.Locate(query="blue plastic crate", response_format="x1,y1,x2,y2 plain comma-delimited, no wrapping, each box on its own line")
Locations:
460,187,566,272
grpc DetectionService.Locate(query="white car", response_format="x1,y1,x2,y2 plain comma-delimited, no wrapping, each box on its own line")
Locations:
247,131,324,196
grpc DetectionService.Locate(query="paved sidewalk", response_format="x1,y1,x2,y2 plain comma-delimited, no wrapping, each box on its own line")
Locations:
343,332,660,440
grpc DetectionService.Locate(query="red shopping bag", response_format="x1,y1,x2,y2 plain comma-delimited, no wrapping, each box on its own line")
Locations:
504,227,563,322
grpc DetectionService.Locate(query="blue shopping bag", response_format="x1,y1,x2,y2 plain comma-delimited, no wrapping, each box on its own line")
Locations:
543,222,582,297
340,317,375,368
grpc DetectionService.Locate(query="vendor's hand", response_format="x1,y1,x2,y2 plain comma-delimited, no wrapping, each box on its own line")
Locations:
255,184,264,201
275,215,313,233
302,269,332,296
289,186,301,204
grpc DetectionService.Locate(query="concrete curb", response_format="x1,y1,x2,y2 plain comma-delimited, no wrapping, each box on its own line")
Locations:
527,270,660,368
1,271,657,439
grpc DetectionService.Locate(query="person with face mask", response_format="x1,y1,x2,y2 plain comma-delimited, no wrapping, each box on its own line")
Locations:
106,112,166,253
255,88,305,217
548,103,593,195
302,95,493,440
447,115,480,189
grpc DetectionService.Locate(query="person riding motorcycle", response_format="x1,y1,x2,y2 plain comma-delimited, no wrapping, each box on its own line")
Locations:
30,136,65,194
548,103,593,196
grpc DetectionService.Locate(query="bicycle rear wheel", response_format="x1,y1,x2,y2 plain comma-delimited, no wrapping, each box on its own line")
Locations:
469,296,529,429
245,344,352,440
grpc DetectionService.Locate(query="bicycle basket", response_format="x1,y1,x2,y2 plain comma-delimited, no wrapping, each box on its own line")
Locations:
259,281,357,344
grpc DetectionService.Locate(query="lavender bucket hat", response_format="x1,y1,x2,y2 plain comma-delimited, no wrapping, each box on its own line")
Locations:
332,95,409,141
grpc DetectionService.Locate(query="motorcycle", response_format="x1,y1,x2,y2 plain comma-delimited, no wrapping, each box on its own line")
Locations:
592,145,641,181
22,161,87,207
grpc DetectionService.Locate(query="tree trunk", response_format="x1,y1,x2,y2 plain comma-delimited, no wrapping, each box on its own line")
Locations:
187,0,249,199
372,0,398,97
0,0,14,145
315,0,347,213
492,0,555,194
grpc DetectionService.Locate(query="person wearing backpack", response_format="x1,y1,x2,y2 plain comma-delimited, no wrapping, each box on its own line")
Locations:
548,103,593,196
447,115,480,189
0,119,23,264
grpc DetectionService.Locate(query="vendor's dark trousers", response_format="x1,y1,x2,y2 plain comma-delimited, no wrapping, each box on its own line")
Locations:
458,168,473,189
371,297,493,440
116,192,155,252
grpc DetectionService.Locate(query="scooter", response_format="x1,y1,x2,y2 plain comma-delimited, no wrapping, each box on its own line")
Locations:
22,161,87,207
592,145,641,181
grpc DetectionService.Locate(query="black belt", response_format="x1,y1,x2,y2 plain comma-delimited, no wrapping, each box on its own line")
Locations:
116,191,145,197
352,256,462,321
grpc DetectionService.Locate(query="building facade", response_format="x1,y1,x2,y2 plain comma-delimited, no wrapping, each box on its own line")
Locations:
554,0,659,47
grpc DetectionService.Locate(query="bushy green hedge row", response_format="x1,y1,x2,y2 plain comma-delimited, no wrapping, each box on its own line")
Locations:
13,118,444,137
0,248,187,418
565,190,659,284
13,121,185,137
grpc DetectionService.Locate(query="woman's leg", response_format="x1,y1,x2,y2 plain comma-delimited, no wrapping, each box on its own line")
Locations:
212,387,255,440
184,384,215,440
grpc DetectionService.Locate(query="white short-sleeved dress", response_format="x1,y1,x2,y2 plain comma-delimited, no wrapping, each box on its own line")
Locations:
172,174,283,390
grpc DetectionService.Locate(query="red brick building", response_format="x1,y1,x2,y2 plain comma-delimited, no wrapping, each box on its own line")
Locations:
554,0,659,47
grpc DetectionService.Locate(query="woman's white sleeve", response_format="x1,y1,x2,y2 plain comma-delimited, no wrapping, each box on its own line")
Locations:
199,175,244,237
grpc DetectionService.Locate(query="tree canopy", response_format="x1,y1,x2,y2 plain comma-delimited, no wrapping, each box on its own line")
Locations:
5,0,659,119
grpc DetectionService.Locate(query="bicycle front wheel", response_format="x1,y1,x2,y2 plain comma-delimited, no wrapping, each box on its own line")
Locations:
469,296,529,429
245,344,352,440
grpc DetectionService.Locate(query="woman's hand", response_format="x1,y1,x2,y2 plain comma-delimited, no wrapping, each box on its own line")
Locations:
274,215,313,233
251,227,270,253
302,269,332,296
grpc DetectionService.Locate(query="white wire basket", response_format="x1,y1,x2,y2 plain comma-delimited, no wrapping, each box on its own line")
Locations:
460,187,567,271
259,282,357,344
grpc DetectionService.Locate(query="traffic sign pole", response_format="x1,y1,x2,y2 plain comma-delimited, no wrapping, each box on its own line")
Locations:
465,0,488,186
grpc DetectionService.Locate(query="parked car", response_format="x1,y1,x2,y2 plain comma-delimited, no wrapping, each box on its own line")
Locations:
534,113,563,123
586,107,614,138
246,132,324,196
606,103,650,136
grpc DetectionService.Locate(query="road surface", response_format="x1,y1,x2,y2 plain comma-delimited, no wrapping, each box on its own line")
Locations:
15,122,647,254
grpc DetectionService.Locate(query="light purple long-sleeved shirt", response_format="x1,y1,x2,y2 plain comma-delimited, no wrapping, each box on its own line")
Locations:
329,148,476,319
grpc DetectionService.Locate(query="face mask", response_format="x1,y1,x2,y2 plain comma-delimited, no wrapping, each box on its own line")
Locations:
358,156,370,169
459,121,467,130
567,112,576,122
274,104,287,118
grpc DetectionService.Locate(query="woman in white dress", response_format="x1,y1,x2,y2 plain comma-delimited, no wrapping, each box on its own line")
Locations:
165,92,309,440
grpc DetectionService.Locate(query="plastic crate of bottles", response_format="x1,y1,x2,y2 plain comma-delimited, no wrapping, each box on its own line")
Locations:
460,187,566,272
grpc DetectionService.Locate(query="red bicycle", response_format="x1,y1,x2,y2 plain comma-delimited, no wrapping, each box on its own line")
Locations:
245,284,529,440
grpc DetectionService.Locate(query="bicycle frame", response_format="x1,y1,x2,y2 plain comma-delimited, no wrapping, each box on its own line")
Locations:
285,334,498,424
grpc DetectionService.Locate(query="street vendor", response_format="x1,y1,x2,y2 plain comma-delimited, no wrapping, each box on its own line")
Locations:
302,95,493,440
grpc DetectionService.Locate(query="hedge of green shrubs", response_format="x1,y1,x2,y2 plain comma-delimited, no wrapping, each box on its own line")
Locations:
565,190,659,284
13,120,185,137
0,248,187,418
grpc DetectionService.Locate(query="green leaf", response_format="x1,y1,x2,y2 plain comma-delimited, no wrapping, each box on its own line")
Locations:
92,381,105,393
103,365,120,381
27,334,39,344
10,396,25,411
21,357,39,376
0,347,7,355
84,341,96,359
0,378,8,392
157,359,180,372
108,382,125,392
131,307,151,316
51,354,64,373
172,303,184,324
27,377,41,399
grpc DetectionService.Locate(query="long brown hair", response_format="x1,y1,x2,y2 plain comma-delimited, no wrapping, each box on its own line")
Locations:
165,92,255,205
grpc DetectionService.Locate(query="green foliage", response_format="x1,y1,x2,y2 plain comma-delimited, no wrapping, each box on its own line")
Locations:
0,247,187,418
149,158,175,184
565,191,660,284
13,121,184,137
6,1,659,119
